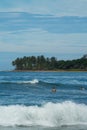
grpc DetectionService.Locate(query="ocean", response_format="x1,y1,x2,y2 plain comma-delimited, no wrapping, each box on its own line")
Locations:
0,71,87,130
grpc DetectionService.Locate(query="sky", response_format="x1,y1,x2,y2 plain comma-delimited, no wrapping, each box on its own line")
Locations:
0,0,87,70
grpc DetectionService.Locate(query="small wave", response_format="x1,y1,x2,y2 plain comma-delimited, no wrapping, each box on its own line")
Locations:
0,80,59,86
63,80,87,85
18,79,39,84
0,101,87,127
0,79,39,84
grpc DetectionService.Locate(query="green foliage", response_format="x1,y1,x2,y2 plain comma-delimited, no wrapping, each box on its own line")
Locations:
12,55,87,71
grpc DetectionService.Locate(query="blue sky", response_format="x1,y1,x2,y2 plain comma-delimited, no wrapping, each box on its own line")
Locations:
0,0,87,70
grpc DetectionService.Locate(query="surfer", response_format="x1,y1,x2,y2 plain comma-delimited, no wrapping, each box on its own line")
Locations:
80,87,85,90
52,87,56,92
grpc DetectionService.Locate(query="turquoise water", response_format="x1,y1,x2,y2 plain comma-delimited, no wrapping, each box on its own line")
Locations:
0,71,87,130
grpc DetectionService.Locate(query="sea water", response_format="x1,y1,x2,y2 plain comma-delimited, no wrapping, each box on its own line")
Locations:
0,71,87,130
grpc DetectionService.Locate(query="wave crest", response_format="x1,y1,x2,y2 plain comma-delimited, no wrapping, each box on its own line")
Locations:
0,101,87,127
0,79,39,84
20,79,39,84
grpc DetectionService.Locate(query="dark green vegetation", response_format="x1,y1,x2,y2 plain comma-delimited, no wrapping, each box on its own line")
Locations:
12,55,87,71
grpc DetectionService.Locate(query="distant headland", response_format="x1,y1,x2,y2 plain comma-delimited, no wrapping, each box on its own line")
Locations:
12,54,87,71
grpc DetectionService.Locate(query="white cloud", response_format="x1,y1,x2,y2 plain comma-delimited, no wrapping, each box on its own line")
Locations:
0,29,87,54
0,0,87,17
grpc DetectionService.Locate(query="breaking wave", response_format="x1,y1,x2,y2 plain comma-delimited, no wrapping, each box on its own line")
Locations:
0,79,39,84
0,79,87,87
0,101,87,127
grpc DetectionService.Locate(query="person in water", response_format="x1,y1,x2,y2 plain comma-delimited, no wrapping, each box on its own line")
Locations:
52,87,56,92
80,87,85,90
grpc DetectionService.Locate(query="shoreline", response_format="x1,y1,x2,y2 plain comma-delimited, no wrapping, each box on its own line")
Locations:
11,69,87,72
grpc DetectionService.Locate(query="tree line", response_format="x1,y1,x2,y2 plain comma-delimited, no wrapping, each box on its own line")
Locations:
12,55,87,71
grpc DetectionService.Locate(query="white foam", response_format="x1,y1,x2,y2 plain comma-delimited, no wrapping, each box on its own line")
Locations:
19,79,39,84
29,79,39,84
0,101,87,127
0,79,39,84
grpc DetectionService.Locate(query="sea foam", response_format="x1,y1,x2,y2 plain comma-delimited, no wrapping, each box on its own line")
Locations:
18,79,39,84
0,79,39,84
0,101,87,127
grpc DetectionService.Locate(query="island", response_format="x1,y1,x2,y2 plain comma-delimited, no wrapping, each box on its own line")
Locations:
12,54,87,71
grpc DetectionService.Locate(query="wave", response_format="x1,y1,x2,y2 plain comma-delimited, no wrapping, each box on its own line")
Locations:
62,79,87,85
20,79,39,84
0,101,87,127
0,79,87,88
0,79,87,86
0,79,39,84
0,79,60,87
